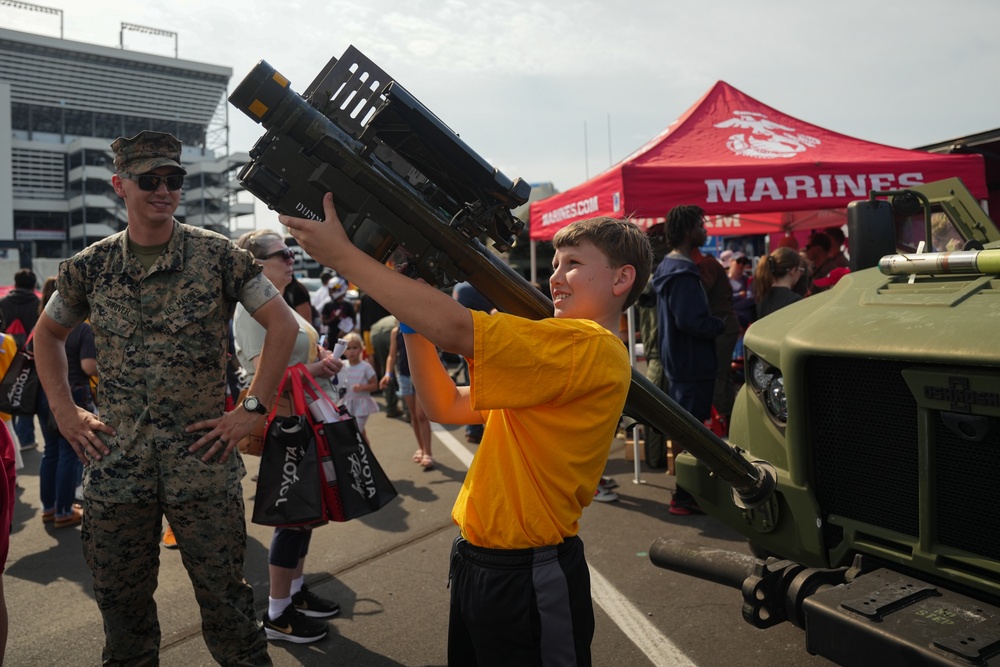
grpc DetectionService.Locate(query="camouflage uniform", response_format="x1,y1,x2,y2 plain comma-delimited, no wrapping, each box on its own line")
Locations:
46,221,278,666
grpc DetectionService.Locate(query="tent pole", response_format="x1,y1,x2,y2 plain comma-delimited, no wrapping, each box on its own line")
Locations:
626,305,643,485
530,240,537,285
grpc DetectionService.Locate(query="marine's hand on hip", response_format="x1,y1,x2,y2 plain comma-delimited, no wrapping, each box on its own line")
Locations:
186,408,261,464
61,407,115,464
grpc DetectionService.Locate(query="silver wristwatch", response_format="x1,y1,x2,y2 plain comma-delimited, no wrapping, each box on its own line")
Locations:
242,395,267,415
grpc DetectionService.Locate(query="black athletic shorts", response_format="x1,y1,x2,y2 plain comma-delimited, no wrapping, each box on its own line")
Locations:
447,534,594,667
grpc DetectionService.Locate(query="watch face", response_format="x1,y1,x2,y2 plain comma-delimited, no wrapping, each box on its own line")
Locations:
244,396,265,413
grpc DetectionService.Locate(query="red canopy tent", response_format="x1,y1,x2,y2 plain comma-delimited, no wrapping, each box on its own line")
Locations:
529,81,988,241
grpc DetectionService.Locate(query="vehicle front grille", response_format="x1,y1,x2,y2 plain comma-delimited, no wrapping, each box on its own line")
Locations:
806,356,1000,563
807,357,920,538
934,416,1000,560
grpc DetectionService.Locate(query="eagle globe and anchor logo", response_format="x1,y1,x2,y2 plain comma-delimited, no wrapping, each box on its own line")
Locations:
714,110,821,159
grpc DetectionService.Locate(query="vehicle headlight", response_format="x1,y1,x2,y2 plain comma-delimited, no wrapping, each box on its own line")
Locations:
766,374,787,422
748,355,774,393
747,353,787,423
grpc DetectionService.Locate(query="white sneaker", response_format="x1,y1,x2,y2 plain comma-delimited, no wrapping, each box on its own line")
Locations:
593,486,619,503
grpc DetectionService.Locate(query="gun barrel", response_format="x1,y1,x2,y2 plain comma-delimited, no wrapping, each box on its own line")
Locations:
649,538,757,589
624,371,774,505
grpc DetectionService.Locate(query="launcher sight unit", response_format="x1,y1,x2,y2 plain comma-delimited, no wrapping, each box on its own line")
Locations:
229,46,529,289
230,45,776,512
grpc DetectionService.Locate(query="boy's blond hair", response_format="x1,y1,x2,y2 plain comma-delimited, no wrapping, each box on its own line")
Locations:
552,217,653,310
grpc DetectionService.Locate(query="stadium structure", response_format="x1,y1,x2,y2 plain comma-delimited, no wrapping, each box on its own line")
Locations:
0,19,252,263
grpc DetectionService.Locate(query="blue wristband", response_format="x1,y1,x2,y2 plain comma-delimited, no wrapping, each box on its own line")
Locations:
398,322,417,335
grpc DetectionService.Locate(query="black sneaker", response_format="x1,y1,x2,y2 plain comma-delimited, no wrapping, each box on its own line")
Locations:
292,584,341,619
263,606,329,644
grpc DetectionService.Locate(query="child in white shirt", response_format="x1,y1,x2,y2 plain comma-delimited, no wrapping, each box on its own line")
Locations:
334,332,380,438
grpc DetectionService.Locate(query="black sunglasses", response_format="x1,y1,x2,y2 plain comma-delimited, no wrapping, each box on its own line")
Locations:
127,173,185,191
260,248,294,262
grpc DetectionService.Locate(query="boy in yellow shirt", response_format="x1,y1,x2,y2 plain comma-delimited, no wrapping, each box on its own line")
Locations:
282,193,652,666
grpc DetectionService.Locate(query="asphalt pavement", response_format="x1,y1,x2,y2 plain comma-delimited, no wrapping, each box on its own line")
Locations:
3,394,833,666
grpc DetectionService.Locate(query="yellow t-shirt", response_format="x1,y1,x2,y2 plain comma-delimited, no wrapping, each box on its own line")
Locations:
452,311,631,549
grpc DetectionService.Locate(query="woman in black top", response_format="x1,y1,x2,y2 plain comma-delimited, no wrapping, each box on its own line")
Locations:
755,247,805,319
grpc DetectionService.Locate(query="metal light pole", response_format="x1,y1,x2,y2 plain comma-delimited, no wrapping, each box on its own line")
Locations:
120,22,178,59
0,1,63,38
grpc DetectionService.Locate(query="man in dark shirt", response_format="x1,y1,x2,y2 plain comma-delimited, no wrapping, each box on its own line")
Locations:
321,276,356,348
824,226,850,269
652,205,725,515
0,268,40,343
692,248,738,435
805,231,838,294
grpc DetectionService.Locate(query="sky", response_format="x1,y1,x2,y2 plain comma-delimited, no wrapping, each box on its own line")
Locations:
4,0,999,225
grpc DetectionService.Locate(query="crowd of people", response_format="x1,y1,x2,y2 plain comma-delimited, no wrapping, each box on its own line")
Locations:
634,212,852,514
0,127,856,665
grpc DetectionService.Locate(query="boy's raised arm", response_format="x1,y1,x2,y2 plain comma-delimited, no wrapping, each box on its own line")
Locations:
404,333,481,425
281,193,474,359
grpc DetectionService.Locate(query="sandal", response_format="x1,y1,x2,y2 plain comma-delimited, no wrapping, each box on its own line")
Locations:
420,454,434,470
412,449,424,463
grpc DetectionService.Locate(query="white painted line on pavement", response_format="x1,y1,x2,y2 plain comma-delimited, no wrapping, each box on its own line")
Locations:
431,422,475,468
590,567,697,667
431,422,694,667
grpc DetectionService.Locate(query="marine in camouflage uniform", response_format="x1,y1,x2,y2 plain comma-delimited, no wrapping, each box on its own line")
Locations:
35,131,298,666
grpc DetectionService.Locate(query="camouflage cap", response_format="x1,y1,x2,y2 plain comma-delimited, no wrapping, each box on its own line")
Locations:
111,131,187,176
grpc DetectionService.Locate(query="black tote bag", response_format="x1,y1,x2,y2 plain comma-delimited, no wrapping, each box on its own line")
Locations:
251,414,325,528
285,364,398,522
318,416,398,522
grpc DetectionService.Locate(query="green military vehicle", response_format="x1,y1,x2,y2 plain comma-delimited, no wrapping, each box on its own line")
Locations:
651,178,1000,666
